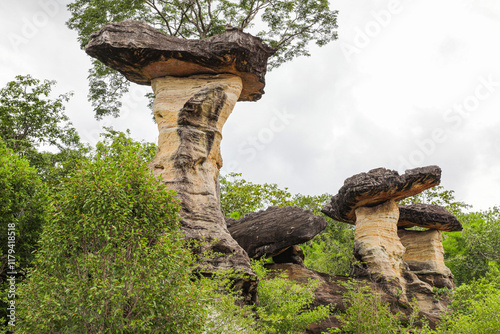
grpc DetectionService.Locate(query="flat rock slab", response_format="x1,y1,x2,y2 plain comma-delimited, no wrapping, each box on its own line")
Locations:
86,20,276,101
228,206,327,259
398,203,463,232
322,166,441,224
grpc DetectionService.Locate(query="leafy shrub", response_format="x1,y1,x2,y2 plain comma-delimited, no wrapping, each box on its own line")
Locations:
0,138,49,327
253,260,331,333
335,280,401,334
437,269,500,333
14,132,209,333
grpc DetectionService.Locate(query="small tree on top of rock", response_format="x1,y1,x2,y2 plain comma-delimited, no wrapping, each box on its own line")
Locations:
66,0,338,118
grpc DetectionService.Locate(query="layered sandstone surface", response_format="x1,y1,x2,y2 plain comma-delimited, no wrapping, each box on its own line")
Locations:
399,229,454,289
353,200,407,298
322,166,441,224
149,74,254,278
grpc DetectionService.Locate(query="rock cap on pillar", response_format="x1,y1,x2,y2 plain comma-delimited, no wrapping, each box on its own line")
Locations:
321,166,442,224
85,20,276,101
398,203,463,232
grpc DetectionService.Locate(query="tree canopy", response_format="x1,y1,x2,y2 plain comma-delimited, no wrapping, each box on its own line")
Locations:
0,75,85,183
66,0,338,119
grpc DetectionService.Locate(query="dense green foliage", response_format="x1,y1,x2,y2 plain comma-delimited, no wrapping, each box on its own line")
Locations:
0,139,48,276
0,75,85,183
14,133,212,333
0,139,50,325
220,172,293,218
334,281,415,334
66,0,338,118
437,270,500,333
443,207,500,285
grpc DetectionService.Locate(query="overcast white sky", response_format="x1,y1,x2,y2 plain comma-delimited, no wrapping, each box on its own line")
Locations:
1,0,499,211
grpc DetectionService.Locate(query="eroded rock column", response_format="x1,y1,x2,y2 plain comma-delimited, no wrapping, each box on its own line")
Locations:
354,200,407,298
149,74,256,297
398,229,454,289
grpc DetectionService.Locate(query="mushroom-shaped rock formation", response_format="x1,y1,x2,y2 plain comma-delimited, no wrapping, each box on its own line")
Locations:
398,203,463,231
398,229,455,290
321,166,441,300
86,20,276,303
397,203,459,291
321,166,442,224
85,20,276,101
227,206,327,261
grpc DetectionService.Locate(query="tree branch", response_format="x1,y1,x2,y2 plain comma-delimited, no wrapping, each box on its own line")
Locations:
145,0,174,35
194,0,207,37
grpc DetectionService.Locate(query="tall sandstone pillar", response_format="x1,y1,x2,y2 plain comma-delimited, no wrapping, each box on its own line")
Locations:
86,20,276,302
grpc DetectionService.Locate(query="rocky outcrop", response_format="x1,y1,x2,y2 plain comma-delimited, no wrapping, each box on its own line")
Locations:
85,20,276,101
399,229,454,289
398,203,463,231
265,263,441,333
228,206,327,259
86,20,276,303
321,166,441,224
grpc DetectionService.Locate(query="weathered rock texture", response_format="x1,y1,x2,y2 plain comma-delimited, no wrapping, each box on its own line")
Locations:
228,206,327,259
398,203,463,231
321,166,441,224
85,20,276,101
86,20,276,303
148,74,257,301
353,200,407,299
399,229,455,289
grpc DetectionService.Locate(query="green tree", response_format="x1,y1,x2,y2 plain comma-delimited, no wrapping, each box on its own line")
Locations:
0,75,85,183
220,172,293,218
444,207,500,285
14,132,210,333
0,139,49,275
330,281,433,334
334,280,401,334
301,220,354,276
0,138,50,326
66,0,338,118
